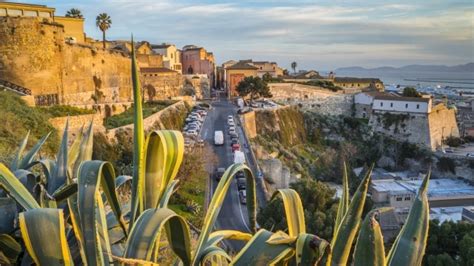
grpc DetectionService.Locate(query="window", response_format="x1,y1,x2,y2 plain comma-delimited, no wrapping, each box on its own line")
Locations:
390,103,393,107
404,196,411,201
405,103,408,108
363,107,366,111
416,104,420,109
380,102,383,107
396,197,402,201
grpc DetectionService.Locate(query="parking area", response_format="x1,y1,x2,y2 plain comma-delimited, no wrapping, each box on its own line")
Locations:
438,143,474,158
182,104,209,150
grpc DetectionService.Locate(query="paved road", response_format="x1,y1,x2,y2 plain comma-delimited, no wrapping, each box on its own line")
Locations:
200,95,265,252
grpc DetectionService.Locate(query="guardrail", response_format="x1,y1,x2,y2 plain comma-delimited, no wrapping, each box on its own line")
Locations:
0,79,32,95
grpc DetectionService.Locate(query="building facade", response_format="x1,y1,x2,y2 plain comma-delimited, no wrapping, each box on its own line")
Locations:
225,61,258,97
181,45,215,87
151,43,182,72
253,61,284,78
140,67,183,101
0,2,54,20
333,77,384,91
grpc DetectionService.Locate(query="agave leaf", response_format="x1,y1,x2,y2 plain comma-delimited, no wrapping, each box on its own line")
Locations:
193,163,256,265
11,130,30,171
296,233,330,266
333,162,349,240
129,36,145,229
115,175,132,189
52,183,78,203
0,163,40,210
353,208,390,266
96,190,113,264
19,208,72,265
268,248,294,266
67,193,87,263
201,246,232,265
49,119,69,193
19,132,51,170
158,179,179,208
72,121,93,178
0,234,21,264
38,159,56,185
207,230,253,247
77,160,127,265
231,229,291,266
67,125,84,178
13,169,36,196
0,198,16,234
328,165,372,266
271,189,306,237
387,171,430,266
123,208,192,264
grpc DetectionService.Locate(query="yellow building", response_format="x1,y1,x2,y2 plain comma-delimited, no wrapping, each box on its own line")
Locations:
333,77,385,91
0,2,54,20
225,61,258,97
151,43,182,72
54,16,85,43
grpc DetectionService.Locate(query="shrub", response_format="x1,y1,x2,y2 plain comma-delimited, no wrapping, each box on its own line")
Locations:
444,136,463,147
38,105,95,117
437,157,456,174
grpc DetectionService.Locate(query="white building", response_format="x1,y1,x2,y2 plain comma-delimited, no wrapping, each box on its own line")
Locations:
151,43,182,73
354,92,432,118
371,178,474,221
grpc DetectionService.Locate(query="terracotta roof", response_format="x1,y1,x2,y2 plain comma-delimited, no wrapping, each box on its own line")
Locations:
140,67,177,73
334,77,383,83
374,95,431,103
226,61,258,70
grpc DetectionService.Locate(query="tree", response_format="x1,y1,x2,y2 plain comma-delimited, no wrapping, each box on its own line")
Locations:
282,69,289,76
291,61,297,74
257,178,338,240
235,76,272,101
65,8,83,18
262,72,273,83
96,13,112,49
402,87,421,97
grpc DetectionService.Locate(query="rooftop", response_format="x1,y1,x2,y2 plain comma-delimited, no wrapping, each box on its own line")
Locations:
334,77,382,83
226,61,258,70
371,178,474,199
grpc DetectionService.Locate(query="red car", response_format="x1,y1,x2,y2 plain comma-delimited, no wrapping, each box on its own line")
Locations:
232,143,240,152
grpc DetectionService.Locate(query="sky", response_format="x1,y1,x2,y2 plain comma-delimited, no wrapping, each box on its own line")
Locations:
12,0,474,70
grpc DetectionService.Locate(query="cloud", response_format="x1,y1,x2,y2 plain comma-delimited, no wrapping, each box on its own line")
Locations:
22,0,474,69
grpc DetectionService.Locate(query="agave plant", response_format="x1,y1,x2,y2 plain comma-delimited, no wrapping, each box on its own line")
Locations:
0,37,431,266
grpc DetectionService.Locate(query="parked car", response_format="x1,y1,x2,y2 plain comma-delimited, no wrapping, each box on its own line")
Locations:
231,139,239,145
239,190,246,204
229,126,235,131
197,139,205,147
237,178,246,190
227,115,233,120
232,143,240,152
236,171,245,179
228,119,235,126
230,132,238,139
228,129,236,135
467,153,474,158
215,167,226,181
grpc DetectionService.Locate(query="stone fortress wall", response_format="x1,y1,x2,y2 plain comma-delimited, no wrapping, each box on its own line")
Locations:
0,17,133,106
268,83,352,116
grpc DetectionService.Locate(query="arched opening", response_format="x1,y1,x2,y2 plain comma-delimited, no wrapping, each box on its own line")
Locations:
187,65,194,74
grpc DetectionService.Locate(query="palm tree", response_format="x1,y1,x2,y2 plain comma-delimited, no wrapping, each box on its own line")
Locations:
65,8,83,18
291,61,297,74
96,13,112,49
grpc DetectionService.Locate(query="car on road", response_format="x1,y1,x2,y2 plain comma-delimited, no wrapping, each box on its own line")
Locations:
185,130,198,137
467,153,474,158
229,126,235,131
228,119,235,126
232,143,240,152
239,190,246,204
230,132,238,139
236,171,245,179
227,115,233,120
214,131,224,145
197,139,204,147
215,167,226,181
237,178,246,190
228,129,236,135
231,139,239,146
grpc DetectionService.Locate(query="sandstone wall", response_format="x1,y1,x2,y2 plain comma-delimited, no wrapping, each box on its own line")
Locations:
0,17,132,105
269,83,352,115
106,100,190,139
368,104,459,150
241,111,257,139
48,114,105,139
428,105,460,149
253,105,307,146
142,73,183,101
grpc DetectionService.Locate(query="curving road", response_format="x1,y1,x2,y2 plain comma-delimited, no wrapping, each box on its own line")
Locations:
200,95,265,252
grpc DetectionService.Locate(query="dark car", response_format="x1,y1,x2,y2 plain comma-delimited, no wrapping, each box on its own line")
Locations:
236,171,245,179
214,167,226,181
237,178,246,190
230,139,239,146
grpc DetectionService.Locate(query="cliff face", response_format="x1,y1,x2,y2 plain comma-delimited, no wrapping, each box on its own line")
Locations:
0,17,133,105
250,105,307,147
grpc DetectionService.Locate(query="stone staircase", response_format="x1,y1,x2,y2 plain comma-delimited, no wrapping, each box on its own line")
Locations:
0,79,32,95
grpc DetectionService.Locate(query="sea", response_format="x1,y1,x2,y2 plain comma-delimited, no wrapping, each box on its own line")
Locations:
321,70,474,92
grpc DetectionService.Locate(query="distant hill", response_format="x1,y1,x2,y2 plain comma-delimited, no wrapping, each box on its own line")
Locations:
336,63,474,73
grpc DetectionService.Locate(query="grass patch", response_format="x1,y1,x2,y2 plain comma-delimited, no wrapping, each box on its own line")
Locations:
38,105,95,117
104,100,176,129
0,91,59,164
